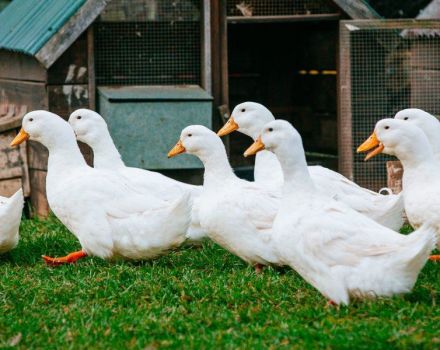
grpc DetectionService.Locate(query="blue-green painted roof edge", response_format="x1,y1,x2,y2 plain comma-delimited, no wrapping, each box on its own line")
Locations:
0,0,86,56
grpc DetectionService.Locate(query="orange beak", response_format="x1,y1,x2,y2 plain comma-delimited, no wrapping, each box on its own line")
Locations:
217,117,239,137
244,136,265,157
167,140,186,158
10,128,30,147
357,132,384,161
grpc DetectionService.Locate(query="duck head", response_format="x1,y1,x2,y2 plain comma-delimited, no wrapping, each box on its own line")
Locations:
168,125,224,160
68,109,109,147
357,118,433,162
394,108,440,155
10,111,74,149
217,102,275,140
244,119,304,160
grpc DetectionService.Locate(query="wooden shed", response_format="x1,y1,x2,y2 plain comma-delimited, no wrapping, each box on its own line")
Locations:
0,0,106,216
1,0,439,216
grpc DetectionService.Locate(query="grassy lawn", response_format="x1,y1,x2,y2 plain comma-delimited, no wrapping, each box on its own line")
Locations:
0,217,438,349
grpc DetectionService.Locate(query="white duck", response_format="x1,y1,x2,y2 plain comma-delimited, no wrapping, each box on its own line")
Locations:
358,118,440,261
245,119,436,305
218,101,405,231
394,108,440,162
0,189,23,253
11,111,190,265
68,109,206,241
168,125,280,270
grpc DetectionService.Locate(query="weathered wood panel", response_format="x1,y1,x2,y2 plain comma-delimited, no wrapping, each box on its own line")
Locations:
35,0,107,69
47,33,88,85
47,84,89,118
0,52,47,82
386,160,403,194
87,27,96,110
28,141,48,171
0,130,30,197
0,178,22,197
0,80,47,109
337,22,353,179
29,169,49,218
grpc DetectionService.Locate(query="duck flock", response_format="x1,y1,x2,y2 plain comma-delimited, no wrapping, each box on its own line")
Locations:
1,102,439,305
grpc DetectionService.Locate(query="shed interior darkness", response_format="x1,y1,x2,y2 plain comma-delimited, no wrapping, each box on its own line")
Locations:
227,21,339,171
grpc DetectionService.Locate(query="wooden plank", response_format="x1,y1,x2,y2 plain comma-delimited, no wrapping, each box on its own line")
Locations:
332,0,380,19
210,0,222,114
0,114,23,133
0,52,46,82
0,129,30,197
0,178,22,198
341,19,440,30
386,160,403,194
47,33,88,85
0,131,22,179
35,0,108,69
0,79,47,110
220,0,229,108
337,22,353,180
227,14,341,24
47,84,89,118
18,141,30,197
27,141,48,172
87,27,96,110
29,169,50,218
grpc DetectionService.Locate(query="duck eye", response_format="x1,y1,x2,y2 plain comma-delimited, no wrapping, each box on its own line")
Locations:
268,127,273,132
188,133,192,137
241,108,245,113
77,116,82,120
404,117,408,120
29,118,33,122
385,126,390,130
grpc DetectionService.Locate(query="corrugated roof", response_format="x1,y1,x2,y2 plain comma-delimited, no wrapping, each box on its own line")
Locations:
0,0,86,56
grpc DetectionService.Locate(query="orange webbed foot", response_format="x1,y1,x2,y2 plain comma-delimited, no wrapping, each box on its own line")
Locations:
429,255,440,262
42,251,87,267
254,263,265,274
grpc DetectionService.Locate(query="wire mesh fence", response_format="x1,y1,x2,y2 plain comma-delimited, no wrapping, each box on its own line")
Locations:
339,20,440,191
95,0,201,86
226,0,339,17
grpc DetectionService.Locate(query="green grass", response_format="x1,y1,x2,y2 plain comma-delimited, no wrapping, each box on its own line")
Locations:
0,217,438,349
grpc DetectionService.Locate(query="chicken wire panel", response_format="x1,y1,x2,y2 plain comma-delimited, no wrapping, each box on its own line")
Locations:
95,0,201,86
226,0,339,17
339,20,440,191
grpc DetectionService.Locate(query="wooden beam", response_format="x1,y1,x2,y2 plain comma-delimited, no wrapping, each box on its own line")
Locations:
228,14,340,24
332,0,381,19
337,21,353,179
201,0,212,94
87,26,96,110
35,0,108,69
220,0,229,108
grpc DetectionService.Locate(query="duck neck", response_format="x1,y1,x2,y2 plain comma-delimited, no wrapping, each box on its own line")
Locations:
91,132,125,170
47,136,88,173
396,142,435,171
199,146,236,189
275,143,314,195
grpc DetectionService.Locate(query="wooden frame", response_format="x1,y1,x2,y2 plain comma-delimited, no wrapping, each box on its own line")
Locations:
227,14,341,24
202,0,212,94
337,19,440,180
35,0,107,69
